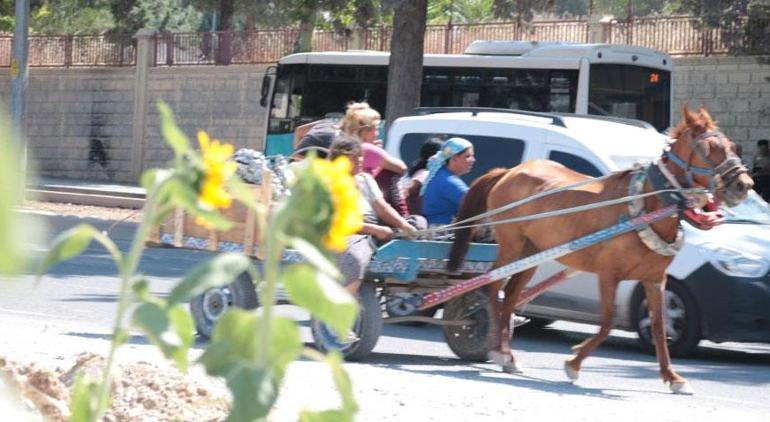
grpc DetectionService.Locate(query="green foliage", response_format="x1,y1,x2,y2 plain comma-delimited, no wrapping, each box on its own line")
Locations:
0,110,26,276
281,159,335,253
132,301,196,371
31,102,360,421
166,252,253,305
111,0,202,34
70,375,103,422
199,311,302,420
31,0,114,34
283,263,357,338
36,223,122,278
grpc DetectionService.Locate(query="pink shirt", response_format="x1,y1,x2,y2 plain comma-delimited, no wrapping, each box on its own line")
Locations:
362,143,386,177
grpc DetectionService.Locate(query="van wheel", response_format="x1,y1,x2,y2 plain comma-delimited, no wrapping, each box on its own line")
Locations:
190,272,258,340
632,279,701,358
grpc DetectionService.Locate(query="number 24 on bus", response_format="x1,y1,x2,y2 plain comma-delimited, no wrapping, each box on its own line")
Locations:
259,40,672,156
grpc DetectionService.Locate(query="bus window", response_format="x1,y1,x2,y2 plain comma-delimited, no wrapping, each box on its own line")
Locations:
270,64,304,120
422,69,452,107
549,71,576,112
303,65,387,120
453,70,482,107
589,64,671,131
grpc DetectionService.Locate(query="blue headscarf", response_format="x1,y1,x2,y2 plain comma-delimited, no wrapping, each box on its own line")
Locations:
420,137,473,195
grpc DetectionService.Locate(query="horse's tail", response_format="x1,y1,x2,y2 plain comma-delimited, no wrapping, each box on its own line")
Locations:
447,168,508,272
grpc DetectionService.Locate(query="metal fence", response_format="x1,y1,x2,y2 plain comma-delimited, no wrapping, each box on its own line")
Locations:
0,33,134,67
0,15,765,68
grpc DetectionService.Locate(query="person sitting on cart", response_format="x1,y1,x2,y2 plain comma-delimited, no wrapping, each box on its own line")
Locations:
421,137,476,226
331,135,422,285
339,102,409,215
401,137,444,215
329,136,422,341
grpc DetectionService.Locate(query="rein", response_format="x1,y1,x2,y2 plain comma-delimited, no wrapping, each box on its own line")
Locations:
405,174,705,238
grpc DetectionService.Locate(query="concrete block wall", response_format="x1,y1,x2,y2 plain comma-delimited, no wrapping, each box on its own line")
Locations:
1,68,135,182
2,55,768,184
672,56,770,162
141,65,269,172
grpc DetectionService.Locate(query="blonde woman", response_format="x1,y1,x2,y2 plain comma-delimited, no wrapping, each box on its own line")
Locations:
339,102,409,215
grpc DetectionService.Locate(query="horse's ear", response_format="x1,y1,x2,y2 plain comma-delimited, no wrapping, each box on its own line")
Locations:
682,103,697,126
698,105,716,127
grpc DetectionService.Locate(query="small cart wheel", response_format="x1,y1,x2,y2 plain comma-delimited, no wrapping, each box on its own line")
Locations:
442,288,496,362
190,272,258,340
311,281,382,361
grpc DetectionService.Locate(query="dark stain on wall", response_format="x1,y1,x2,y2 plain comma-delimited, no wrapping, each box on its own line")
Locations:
88,107,115,179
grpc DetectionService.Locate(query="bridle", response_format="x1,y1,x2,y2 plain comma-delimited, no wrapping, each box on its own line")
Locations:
664,129,747,192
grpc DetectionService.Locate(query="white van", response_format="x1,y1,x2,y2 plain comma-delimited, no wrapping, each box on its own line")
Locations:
385,108,770,357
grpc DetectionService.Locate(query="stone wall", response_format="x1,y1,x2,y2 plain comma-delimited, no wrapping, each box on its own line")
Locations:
0,64,268,183
141,65,269,172
24,68,135,182
672,55,770,161
1,55,768,183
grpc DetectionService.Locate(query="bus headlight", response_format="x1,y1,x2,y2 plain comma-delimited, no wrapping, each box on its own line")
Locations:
699,243,769,278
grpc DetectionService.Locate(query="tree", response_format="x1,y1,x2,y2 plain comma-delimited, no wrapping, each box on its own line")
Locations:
384,0,427,128
673,0,769,54
30,0,114,34
111,0,202,34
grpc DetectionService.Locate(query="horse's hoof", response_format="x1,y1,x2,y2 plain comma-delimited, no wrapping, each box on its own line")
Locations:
502,361,524,374
564,361,580,382
669,381,695,395
488,351,522,373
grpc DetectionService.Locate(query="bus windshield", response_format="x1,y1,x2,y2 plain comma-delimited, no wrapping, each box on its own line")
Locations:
588,64,671,132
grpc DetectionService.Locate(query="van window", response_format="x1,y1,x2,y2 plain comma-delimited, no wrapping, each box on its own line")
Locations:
548,150,602,177
399,133,525,183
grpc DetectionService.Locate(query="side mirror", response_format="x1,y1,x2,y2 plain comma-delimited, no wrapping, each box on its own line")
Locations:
259,72,271,107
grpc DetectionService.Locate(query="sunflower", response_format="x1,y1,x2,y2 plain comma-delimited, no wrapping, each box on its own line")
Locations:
196,130,237,211
312,156,363,252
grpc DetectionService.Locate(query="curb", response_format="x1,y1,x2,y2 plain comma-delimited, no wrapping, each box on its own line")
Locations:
27,189,145,209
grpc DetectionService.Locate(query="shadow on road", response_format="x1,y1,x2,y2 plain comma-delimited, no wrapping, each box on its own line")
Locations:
63,331,152,346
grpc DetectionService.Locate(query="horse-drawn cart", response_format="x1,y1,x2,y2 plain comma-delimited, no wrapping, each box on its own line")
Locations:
147,174,679,362
144,172,510,361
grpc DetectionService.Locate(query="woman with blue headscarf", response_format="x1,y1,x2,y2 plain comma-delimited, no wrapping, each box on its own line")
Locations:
421,137,476,226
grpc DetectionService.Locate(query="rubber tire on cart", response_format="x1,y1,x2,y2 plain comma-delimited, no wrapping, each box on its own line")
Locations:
631,278,701,358
311,281,382,361
442,288,496,362
190,272,259,340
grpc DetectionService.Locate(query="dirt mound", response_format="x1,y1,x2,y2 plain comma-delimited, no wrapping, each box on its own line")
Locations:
1,353,229,421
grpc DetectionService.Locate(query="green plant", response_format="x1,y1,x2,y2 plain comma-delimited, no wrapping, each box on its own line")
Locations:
36,102,362,421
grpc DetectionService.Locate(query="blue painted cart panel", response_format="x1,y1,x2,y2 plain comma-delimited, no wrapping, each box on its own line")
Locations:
367,240,498,281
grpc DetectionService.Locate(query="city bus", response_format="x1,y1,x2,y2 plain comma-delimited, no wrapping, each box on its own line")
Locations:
260,40,673,155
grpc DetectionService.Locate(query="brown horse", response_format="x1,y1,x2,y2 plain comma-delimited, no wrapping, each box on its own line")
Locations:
447,105,753,394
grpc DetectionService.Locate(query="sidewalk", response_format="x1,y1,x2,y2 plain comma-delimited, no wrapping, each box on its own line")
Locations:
27,176,146,209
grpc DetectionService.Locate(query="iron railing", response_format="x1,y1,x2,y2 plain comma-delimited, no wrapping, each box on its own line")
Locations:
0,33,134,67
0,16,765,68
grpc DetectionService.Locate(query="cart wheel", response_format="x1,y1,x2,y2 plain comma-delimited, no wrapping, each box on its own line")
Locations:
443,289,496,362
311,281,382,361
190,272,258,340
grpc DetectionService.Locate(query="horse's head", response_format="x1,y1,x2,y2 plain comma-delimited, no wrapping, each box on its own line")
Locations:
667,104,753,207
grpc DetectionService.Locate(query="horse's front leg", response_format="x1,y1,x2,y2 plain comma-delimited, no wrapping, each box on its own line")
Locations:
488,268,536,374
642,279,694,395
565,272,618,382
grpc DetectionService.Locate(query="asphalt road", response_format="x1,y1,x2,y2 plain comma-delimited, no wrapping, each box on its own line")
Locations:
3,213,770,421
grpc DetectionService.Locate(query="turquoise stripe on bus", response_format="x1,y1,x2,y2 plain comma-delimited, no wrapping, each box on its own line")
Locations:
265,133,295,156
